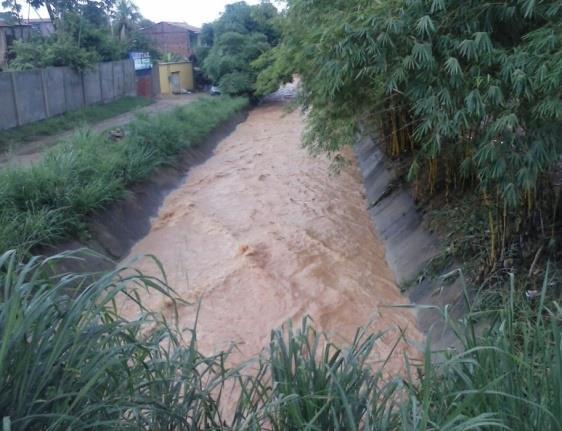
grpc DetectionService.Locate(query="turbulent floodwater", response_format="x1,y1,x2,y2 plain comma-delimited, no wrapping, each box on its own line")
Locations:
120,90,420,367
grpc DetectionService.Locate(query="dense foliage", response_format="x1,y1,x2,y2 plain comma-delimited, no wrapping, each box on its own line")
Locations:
10,16,124,70
261,0,562,283
199,1,285,97
1,251,561,430
0,96,248,256
5,0,154,70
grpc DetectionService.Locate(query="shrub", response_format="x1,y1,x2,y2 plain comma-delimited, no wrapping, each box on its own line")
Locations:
265,0,562,282
0,96,249,256
1,254,560,430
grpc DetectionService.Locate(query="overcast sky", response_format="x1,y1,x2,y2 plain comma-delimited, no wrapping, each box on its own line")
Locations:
133,0,262,27
6,1,263,27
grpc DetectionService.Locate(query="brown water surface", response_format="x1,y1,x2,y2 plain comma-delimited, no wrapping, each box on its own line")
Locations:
120,90,420,367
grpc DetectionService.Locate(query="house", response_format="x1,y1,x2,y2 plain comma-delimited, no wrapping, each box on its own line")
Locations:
0,20,31,70
140,22,200,60
25,18,55,37
156,61,194,95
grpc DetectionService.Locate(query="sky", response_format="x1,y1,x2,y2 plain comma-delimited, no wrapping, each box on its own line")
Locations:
133,0,262,27
4,0,263,27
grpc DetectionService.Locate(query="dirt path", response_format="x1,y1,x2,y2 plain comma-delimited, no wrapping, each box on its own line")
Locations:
0,94,202,168
120,90,421,368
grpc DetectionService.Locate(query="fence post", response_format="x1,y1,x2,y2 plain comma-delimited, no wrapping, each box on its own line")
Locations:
62,68,68,112
112,61,116,100
41,69,50,118
10,72,21,127
98,63,103,103
80,70,87,107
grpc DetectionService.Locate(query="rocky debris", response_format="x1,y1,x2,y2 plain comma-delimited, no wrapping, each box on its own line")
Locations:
109,128,125,141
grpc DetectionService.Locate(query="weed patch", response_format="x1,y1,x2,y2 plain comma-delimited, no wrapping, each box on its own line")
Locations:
0,96,249,256
1,252,560,430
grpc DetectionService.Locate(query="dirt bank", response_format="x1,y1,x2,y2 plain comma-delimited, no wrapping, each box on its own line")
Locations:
120,92,421,368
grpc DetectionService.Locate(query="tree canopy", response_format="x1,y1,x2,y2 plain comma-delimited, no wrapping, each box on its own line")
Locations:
260,0,561,275
5,0,154,70
199,1,284,97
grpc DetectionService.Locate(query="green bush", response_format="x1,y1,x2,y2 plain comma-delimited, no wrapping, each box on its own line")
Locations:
0,96,249,256
233,319,400,430
264,0,561,282
219,71,255,95
1,253,560,430
201,2,283,97
8,7,127,71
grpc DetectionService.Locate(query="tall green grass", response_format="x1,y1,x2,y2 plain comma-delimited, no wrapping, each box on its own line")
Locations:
232,320,401,430
0,96,249,256
0,250,230,430
1,252,560,430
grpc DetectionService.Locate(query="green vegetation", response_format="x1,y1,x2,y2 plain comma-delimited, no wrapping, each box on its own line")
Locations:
1,252,560,430
0,251,228,430
4,0,155,71
0,96,249,256
1,2,559,429
198,1,289,98
239,273,562,430
260,0,561,293
0,96,152,153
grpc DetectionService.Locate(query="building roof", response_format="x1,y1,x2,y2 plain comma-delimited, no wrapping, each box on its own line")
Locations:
142,21,201,33
0,20,31,28
25,18,52,24
167,22,201,33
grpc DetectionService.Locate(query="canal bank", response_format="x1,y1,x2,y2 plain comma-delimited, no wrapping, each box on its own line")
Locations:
114,91,421,368
355,134,468,348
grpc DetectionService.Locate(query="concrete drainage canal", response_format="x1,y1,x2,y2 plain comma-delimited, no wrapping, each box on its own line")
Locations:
54,87,432,370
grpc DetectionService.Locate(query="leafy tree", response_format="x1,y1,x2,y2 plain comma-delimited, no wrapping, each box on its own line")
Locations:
81,1,110,27
0,0,22,23
265,0,561,274
8,1,126,70
24,0,114,29
199,23,214,47
201,1,283,97
9,35,99,70
253,44,293,97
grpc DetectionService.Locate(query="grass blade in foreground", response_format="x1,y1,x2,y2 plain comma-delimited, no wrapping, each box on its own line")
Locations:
0,250,229,430
1,251,560,430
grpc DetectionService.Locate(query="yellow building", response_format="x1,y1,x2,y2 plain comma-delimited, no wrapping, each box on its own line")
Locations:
157,61,194,95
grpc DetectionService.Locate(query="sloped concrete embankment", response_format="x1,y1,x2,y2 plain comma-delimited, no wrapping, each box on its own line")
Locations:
44,110,249,273
355,136,467,348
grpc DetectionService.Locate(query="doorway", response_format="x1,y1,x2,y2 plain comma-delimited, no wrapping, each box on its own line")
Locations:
170,72,181,94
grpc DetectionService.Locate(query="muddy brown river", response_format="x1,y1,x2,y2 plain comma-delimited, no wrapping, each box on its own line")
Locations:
120,90,421,368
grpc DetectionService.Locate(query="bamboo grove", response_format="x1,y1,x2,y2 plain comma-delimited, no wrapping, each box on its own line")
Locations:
261,0,562,283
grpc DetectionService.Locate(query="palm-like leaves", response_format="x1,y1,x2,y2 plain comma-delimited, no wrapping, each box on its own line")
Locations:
112,0,141,41
263,0,561,273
